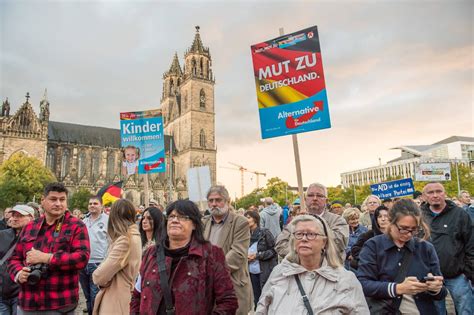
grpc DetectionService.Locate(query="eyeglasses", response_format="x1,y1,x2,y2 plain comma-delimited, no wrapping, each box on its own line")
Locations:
208,198,224,203
306,194,326,199
395,224,419,235
367,201,379,205
167,214,191,222
293,231,324,240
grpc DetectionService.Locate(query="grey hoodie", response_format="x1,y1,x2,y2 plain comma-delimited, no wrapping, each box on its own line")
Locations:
260,204,281,238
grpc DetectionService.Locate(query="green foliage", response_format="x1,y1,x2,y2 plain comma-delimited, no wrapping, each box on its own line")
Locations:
0,152,56,209
236,177,297,209
69,187,93,212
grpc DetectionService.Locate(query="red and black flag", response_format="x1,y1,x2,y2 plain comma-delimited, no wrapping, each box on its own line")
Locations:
97,181,123,206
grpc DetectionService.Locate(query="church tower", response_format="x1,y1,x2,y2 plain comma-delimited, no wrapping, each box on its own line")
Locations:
161,26,216,189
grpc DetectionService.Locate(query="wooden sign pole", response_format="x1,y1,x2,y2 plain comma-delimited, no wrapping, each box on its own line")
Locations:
279,27,306,210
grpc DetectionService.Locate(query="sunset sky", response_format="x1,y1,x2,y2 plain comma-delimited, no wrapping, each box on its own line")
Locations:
1,0,472,200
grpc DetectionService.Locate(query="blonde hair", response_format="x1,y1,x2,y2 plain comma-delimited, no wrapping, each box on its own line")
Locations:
362,195,381,212
342,207,361,222
286,215,342,268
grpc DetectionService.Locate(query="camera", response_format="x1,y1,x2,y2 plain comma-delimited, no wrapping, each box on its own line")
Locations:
27,264,48,285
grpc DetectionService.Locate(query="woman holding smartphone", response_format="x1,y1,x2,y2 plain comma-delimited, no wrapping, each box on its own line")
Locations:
357,199,447,315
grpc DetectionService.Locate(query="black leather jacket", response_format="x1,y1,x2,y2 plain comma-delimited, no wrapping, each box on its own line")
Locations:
0,228,20,298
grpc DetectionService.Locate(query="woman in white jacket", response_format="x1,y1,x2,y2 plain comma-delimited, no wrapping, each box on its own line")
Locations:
256,214,369,314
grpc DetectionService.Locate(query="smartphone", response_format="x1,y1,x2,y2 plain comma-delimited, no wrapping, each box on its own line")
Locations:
420,276,435,283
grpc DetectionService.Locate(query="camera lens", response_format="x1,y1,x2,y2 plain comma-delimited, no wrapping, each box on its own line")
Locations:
27,269,42,285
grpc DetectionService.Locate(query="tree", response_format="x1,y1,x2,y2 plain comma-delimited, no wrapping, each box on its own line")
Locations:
235,177,297,209
0,152,56,209
69,187,93,212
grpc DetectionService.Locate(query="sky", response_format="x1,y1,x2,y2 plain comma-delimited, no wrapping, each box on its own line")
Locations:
1,0,473,200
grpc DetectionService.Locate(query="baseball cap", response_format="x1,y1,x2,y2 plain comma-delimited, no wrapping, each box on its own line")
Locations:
11,204,35,217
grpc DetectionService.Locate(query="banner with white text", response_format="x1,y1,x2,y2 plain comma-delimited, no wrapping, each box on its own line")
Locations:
120,109,165,175
251,25,331,139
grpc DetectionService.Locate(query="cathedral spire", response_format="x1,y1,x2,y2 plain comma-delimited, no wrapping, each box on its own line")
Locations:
43,88,48,102
186,26,210,57
166,52,183,77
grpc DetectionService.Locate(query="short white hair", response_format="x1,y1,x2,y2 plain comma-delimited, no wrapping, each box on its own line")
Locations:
307,182,327,197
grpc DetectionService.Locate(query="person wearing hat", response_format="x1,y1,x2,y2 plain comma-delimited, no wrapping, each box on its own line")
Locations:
0,205,35,314
330,200,344,216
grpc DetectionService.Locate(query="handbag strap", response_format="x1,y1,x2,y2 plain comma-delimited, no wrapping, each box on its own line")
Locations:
294,274,314,315
0,239,18,266
156,245,175,315
394,248,413,283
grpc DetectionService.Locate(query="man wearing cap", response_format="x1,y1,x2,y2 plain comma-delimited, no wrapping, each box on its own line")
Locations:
330,200,344,215
275,182,349,263
80,196,108,315
0,205,35,314
7,182,90,314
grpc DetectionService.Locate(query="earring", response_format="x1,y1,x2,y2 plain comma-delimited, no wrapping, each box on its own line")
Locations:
321,248,326,256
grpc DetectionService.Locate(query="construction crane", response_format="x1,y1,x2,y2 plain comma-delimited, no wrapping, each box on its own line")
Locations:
220,162,266,198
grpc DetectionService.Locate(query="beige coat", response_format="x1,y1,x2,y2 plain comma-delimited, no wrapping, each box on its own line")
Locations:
92,224,142,315
256,259,369,314
203,211,253,315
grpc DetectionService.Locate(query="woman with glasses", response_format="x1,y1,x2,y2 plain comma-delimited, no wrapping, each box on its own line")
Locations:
350,205,390,270
357,199,447,314
360,195,381,229
138,206,164,251
256,215,368,314
130,200,238,314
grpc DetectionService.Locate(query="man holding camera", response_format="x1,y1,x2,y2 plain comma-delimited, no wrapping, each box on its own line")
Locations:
8,183,90,314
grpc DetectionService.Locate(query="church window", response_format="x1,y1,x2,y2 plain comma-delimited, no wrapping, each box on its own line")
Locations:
199,89,206,109
184,91,187,110
169,78,174,95
91,151,100,179
199,129,206,148
192,58,196,75
60,148,70,179
106,152,115,179
200,57,204,75
46,147,55,171
78,151,86,178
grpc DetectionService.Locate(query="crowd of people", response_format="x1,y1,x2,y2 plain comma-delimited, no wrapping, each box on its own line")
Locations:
0,181,472,315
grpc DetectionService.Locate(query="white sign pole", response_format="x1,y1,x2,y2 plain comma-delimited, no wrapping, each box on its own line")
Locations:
279,27,306,210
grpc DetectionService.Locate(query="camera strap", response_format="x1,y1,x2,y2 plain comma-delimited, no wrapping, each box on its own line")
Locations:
156,244,175,315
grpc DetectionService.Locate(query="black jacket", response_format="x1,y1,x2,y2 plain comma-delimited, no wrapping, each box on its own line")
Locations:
0,228,20,298
421,200,474,281
249,227,277,287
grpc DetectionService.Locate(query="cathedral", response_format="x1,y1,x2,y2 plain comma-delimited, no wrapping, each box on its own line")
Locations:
0,27,217,206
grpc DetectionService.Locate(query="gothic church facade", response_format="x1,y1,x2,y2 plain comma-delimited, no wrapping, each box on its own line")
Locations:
0,27,216,206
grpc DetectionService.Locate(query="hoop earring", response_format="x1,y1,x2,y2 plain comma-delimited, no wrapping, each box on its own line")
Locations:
321,248,326,256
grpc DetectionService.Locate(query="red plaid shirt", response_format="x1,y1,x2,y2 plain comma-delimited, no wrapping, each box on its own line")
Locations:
7,211,90,311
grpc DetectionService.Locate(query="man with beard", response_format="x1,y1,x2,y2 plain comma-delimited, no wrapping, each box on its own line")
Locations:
202,185,252,315
275,182,349,263
421,182,473,315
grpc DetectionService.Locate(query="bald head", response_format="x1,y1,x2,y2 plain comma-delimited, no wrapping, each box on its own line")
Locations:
422,182,447,212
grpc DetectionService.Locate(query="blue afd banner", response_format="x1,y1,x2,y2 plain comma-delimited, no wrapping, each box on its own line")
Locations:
120,109,165,175
370,178,414,199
